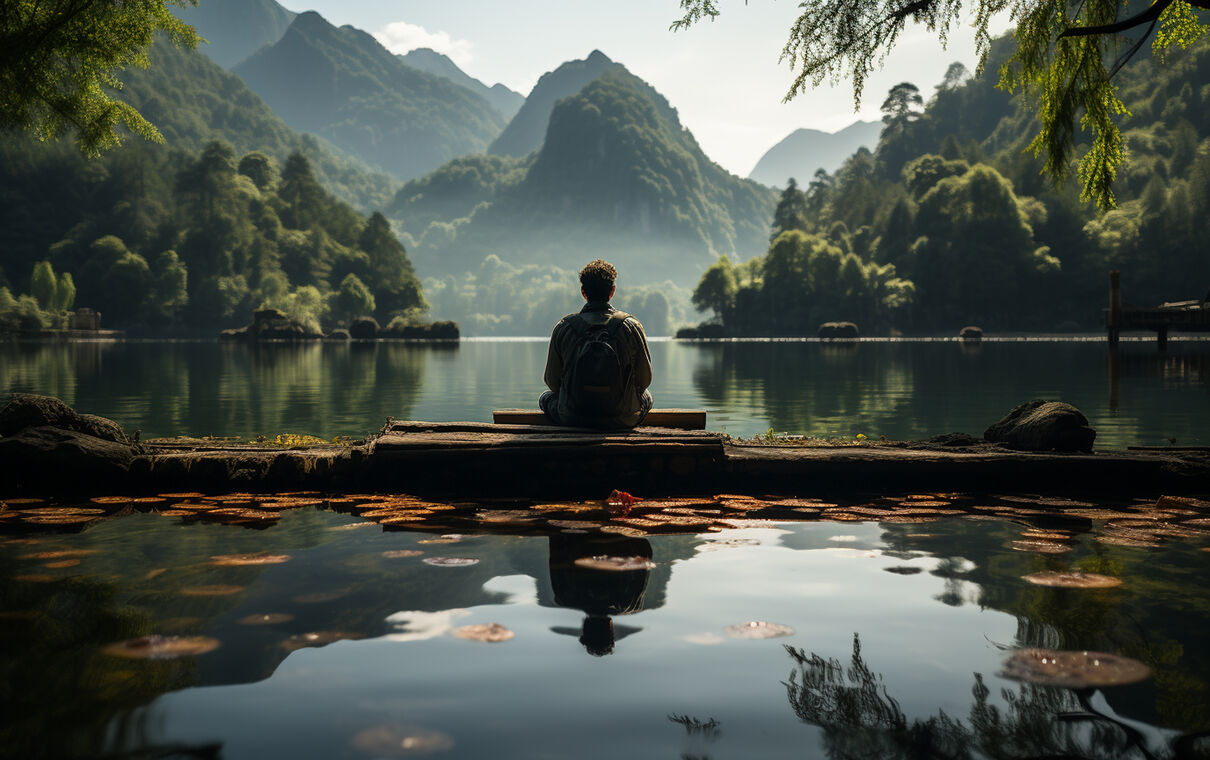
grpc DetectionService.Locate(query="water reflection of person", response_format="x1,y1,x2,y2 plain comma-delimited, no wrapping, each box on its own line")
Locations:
547,534,652,656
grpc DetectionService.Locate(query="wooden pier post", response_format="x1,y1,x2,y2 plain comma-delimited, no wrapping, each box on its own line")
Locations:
1108,270,1121,347
1157,325,1169,351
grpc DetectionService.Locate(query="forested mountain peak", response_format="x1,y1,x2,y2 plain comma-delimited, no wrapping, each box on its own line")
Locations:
391,65,776,306
399,48,525,121
488,50,623,158
749,121,883,187
234,10,506,182
174,0,296,69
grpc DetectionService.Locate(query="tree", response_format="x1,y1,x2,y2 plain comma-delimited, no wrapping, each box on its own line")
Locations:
692,255,738,321
770,178,809,240
30,260,57,310
1,0,200,155
332,273,376,326
55,272,76,311
880,82,924,125
670,0,1210,208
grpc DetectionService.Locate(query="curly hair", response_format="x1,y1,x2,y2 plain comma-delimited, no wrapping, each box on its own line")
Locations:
579,259,617,301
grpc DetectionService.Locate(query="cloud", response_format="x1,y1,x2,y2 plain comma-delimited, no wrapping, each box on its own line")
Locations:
374,21,474,67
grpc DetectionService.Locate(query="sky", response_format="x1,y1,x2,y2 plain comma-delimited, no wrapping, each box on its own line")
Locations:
279,0,1011,178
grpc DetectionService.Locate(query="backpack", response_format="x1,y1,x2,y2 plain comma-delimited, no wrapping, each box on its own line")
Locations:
564,314,632,418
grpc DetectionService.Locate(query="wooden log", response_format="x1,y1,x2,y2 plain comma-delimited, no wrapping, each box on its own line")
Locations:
1108,270,1121,346
492,408,707,430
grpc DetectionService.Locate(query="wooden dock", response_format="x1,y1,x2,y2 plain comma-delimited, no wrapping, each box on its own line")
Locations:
5,420,1208,499
1106,270,1210,348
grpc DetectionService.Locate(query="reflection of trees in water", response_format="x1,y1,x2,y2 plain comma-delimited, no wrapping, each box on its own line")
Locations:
0,341,440,437
689,342,918,437
785,634,1210,760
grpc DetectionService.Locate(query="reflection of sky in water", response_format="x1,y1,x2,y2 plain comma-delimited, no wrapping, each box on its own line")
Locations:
11,510,1199,759
2,338,1208,445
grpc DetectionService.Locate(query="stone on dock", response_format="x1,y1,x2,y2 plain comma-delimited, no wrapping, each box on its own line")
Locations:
983,400,1096,453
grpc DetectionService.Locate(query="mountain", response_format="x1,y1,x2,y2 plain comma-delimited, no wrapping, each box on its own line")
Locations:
175,0,296,69
488,50,622,158
235,12,506,182
749,121,883,186
117,35,395,211
399,48,524,121
393,66,777,286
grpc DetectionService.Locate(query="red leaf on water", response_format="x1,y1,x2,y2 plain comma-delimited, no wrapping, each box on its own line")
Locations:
606,490,642,516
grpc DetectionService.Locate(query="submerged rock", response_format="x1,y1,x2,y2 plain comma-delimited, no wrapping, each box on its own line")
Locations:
984,399,1096,452
1021,571,1122,588
452,623,515,642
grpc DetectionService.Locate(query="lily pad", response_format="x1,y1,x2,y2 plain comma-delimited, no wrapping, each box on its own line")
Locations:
281,631,364,652
238,613,295,626
179,584,246,596
209,553,291,566
1010,539,1072,554
1022,571,1122,589
422,557,479,567
723,621,795,639
293,589,351,604
573,555,656,572
999,648,1151,687
452,623,515,643
102,635,220,659
350,724,454,757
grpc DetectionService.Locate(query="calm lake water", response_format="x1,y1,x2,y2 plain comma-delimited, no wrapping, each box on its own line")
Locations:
1,337,1207,446
2,502,1208,759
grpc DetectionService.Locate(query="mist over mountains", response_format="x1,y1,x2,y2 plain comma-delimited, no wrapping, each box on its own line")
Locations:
234,11,506,182
749,121,883,188
399,48,525,121
175,0,296,69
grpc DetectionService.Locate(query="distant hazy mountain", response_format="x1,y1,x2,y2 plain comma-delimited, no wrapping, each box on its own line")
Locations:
749,121,883,187
234,11,506,181
488,50,622,158
399,48,524,121
175,0,296,69
395,66,776,284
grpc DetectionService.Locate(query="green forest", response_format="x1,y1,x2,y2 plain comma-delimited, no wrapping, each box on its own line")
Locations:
0,138,424,334
691,38,1210,335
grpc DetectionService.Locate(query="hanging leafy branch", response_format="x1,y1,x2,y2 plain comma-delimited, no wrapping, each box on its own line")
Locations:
0,0,201,156
670,0,1209,209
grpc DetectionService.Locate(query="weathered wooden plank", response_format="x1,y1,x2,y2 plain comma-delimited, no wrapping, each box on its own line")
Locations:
491,408,708,429
373,432,720,451
388,420,717,438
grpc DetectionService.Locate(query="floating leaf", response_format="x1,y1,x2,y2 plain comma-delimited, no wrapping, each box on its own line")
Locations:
723,621,795,639
179,585,245,597
1095,534,1161,548
1010,540,1071,554
573,555,655,572
158,492,206,499
281,631,364,652
999,648,1151,687
547,520,601,530
598,525,650,538
350,724,454,757
238,613,295,626
1022,571,1122,588
293,589,351,604
382,549,424,559
102,635,219,659
422,557,479,567
452,623,514,642
418,535,465,544
19,549,98,560
209,553,291,566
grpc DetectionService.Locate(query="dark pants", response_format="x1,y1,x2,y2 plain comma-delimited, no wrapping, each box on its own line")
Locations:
539,389,653,429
